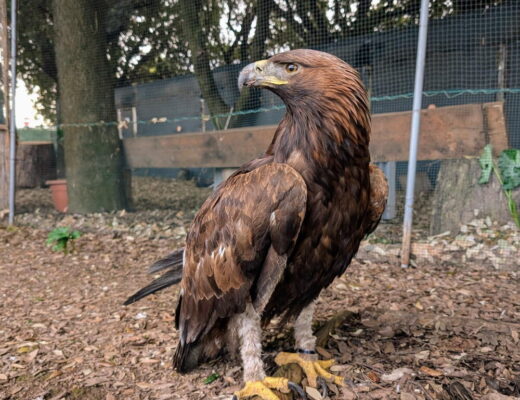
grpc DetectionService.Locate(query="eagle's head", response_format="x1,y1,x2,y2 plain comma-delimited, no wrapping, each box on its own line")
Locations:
238,49,370,147
238,49,365,105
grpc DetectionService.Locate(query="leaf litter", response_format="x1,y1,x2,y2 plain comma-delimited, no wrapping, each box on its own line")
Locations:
0,177,518,399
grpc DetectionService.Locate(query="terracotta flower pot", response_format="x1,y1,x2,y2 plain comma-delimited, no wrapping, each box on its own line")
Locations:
46,179,68,212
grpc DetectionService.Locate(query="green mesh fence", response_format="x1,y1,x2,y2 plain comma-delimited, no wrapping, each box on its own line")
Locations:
9,0,520,266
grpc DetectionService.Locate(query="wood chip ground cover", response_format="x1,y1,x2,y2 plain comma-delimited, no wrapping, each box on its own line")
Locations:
0,178,519,399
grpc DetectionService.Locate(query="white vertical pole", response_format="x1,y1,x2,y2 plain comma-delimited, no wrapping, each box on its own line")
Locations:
7,0,15,225
401,0,429,268
116,108,123,139
132,106,137,136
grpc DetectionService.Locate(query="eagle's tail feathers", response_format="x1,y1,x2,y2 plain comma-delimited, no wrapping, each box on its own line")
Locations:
173,341,202,373
148,248,184,274
123,268,182,305
173,322,228,373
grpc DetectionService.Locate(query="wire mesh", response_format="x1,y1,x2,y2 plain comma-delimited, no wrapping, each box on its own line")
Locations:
4,0,519,267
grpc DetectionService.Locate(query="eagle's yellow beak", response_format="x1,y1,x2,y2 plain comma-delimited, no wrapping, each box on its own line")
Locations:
238,60,288,90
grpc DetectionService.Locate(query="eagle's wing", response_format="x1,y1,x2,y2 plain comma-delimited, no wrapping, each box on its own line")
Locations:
174,163,307,368
364,163,389,235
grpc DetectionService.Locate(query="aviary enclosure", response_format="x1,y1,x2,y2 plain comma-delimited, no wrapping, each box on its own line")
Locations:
0,0,519,399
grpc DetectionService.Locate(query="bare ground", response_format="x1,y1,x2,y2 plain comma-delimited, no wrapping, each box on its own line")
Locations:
0,178,519,400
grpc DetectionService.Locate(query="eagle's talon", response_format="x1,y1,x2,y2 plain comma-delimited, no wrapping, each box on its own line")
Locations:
274,352,345,388
233,377,291,400
288,381,307,399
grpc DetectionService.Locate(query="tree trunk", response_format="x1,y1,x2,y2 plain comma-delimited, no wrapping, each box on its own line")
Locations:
228,0,272,129
0,0,10,212
0,126,7,211
15,142,56,188
179,0,274,129
52,0,128,213
430,158,520,234
179,0,229,128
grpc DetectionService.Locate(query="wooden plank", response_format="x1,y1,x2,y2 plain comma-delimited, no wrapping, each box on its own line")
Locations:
483,102,509,155
380,161,397,220
124,125,274,169
370,103,486,162
123,102,507,168
18,141,54,146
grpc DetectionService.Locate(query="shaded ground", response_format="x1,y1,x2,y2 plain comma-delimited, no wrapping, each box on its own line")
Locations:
1,178,519,400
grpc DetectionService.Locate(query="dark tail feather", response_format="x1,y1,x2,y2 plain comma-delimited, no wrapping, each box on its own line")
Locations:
173,319,228,373
124,268,183,305
148,248,184,274
123,248,184,305
173,341,202,373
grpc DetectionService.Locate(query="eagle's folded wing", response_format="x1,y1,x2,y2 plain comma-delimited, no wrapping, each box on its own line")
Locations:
174,163,307,367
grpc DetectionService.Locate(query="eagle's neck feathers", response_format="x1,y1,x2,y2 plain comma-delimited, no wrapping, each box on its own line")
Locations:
268,85,371,178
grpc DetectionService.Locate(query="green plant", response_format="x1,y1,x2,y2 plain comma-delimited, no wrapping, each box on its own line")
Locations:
479,145,520,227
46,227,81,254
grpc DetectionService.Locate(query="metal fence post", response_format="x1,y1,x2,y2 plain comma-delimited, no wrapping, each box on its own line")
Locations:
8,0,16,225
401,0,429,268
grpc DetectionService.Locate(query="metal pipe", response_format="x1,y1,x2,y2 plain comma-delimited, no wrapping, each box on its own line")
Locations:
8,0,16,225
401,0,429,268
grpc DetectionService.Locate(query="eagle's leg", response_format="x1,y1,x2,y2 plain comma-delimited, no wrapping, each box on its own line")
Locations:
274,302,345,388
294,301,317,354
232,303,304,400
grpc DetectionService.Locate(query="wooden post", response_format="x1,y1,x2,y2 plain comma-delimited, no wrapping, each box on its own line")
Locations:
0,0,10,212
213,168,236,187
381,161,397,220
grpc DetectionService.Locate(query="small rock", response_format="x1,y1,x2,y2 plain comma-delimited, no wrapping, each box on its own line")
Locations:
134,312,147,320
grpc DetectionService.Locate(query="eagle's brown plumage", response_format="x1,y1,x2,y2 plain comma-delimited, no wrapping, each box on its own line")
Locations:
125,49,388,380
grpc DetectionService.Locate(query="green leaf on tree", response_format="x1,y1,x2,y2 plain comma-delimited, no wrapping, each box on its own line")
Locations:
478,144,493,184
498,149,520,190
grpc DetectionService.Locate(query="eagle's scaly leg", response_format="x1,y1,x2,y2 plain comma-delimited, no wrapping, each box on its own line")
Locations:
274,302,344,388
232,303,306,400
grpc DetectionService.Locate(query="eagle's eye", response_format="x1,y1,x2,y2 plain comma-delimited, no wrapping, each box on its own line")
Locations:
285,63,298,73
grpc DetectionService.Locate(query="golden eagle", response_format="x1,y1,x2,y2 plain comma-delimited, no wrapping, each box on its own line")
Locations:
125,49,388,400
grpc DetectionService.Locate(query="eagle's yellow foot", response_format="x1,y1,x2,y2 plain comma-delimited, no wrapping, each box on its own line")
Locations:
232,377,306,400
274,352,345,388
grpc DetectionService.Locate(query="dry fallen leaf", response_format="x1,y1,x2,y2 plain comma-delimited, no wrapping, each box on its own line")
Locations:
45,370,62,381
316,346,332,359
342,388,357,400
305,386,323,400
419,366,443,377
381,368,414,382
481,392,519,400
136,382,154,390
367,371,380,383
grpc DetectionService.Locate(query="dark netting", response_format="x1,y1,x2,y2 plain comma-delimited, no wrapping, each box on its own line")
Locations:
4,0,519,266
